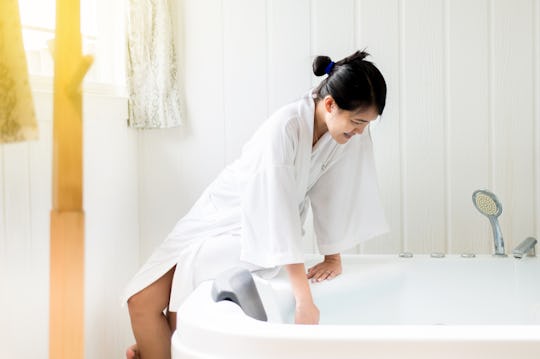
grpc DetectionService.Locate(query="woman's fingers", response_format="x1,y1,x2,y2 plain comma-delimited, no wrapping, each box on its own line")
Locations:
306,266,315,278
306,261,341,282
308,268,334,282
318,270,333,282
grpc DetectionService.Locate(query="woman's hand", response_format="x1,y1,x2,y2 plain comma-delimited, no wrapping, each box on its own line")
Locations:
307,253,342,283
295,300,320,325
285,263,320,325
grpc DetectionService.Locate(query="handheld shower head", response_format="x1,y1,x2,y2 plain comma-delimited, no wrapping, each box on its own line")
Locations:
472,190,502,217
472,189,506,256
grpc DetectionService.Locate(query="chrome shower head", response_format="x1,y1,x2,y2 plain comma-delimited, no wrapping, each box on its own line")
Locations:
472,190,502,218
472,189,506,256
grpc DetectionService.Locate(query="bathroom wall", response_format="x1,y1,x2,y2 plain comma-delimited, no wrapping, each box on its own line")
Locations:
139,0,540,259
0,90,138,358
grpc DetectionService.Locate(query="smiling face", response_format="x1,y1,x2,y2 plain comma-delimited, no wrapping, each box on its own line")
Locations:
317,96,379,144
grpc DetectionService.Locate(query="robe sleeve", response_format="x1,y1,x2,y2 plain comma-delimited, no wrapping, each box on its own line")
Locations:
239,120,305,268
308,131,389,254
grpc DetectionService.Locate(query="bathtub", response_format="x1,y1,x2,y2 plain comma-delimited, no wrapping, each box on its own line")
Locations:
172,255,540,358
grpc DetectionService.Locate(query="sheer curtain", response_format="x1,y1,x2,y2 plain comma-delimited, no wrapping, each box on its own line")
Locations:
0,0,38,143
127,0,183,129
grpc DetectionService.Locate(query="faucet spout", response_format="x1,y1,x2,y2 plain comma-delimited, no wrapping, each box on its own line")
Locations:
512,237,537,259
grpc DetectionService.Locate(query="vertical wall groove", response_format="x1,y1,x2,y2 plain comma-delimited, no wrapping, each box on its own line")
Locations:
220,0,227,167
443,0,451,252
27,144,34,250
0,148,5,256
398,0,407,251
309,0,314,59
353,2,361,253
353,0,358,47
265,0,270,119
487,0,494,190
354,0,360,254
535,0,540,237
136,129,143,263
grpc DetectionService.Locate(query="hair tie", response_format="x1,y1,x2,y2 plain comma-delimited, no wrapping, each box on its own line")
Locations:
324,61,335,75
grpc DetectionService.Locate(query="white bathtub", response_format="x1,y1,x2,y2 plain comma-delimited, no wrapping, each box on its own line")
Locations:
172,255,540,358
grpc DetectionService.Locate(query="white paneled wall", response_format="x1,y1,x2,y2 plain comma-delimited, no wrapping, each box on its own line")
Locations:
446,0,490,254
401,0,447,253
83,94,139,359
138,0,540,260
0,91,138,358
491,0,536,253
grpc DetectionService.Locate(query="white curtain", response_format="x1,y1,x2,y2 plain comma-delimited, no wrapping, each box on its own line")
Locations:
127,0,183,129
0,0,38,143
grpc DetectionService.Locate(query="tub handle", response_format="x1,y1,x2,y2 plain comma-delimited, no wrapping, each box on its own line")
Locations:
211,267,268,322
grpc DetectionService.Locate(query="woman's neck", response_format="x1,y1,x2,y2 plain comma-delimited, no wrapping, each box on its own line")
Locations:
313,101,328,146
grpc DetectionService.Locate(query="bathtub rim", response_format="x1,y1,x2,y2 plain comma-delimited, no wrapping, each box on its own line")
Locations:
173,254,540,358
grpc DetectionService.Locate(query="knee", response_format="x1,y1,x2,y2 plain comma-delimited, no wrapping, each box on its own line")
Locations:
127,292,146,318
127,291,161,319
127,267,175,318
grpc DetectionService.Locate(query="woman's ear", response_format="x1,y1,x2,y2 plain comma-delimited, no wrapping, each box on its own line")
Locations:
323,95,335,114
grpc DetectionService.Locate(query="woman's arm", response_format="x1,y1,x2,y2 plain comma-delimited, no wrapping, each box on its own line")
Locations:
306,253,342,282
285,263,320,324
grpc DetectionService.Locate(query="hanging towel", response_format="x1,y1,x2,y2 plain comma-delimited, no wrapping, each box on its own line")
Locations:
0,0,38,144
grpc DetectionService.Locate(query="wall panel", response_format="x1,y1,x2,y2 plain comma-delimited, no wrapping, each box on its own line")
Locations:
3,143,31,266
3,143,33,359
2,93,138,358
1,92,54,358
447,0,491,254
181,0,226,177
83,94,138,359
28,109,52,355
2,142,32,358
311,0,355,60
0,146,4,257
223,0,268,163
491,0,535,250
267,0,311,113
401,0,447,253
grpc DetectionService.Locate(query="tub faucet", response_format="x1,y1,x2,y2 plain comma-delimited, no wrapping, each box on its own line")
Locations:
472,190,506,256
512,237,537,259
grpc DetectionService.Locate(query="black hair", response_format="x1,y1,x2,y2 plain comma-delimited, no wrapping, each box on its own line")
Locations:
312,50,387,115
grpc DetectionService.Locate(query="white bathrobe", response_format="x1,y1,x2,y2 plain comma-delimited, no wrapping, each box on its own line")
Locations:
123,91,389,310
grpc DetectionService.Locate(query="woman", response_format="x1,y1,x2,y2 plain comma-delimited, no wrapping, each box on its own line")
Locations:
125,50,388,359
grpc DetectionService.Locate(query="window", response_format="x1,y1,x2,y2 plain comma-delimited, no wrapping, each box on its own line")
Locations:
19,0,125,93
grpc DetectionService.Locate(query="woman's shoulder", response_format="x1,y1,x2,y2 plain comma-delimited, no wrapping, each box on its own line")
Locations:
268,101,300,124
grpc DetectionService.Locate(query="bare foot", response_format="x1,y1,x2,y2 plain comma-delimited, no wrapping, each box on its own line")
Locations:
126,344,139,359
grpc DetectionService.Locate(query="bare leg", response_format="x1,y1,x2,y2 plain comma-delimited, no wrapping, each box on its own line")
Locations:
127,311,177,359
127,266,176,359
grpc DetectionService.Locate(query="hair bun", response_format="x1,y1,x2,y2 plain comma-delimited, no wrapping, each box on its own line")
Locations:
312,56,333,76
357,51,369,61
